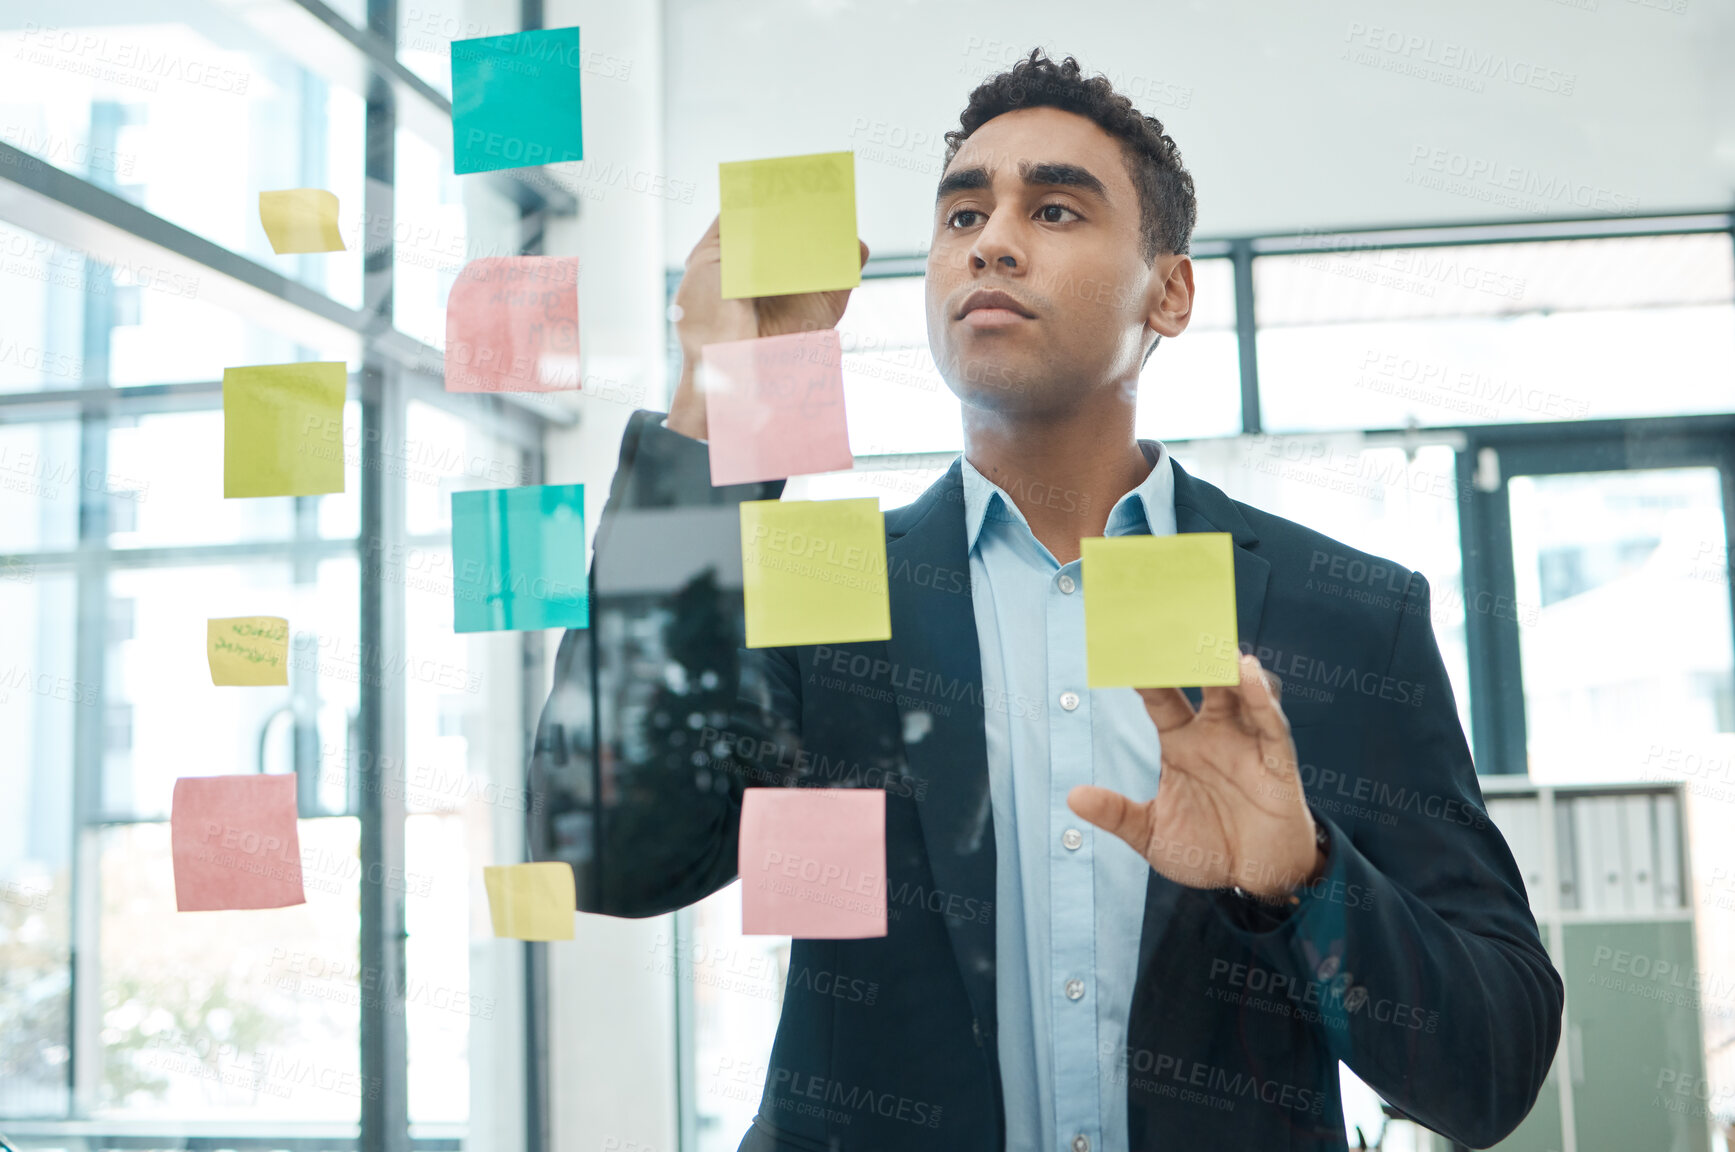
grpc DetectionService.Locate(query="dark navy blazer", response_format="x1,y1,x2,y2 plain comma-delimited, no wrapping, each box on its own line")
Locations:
528,410,1563,1151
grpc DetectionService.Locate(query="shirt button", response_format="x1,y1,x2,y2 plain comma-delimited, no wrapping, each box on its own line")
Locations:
1062,828,1083,850
1073,1136,1091,1152
1057,574,1076,594
1065,978,1085,1001
1059,691,1080,711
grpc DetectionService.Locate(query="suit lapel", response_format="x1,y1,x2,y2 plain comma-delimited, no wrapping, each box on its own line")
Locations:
884,460,1000,1038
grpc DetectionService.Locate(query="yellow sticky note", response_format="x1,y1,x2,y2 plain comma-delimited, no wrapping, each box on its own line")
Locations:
482,863,575,941
223,361,346,498
740,498,891,649
207,617,290,686
1083,533,1239,688
259,189,346,255
719,151,860,299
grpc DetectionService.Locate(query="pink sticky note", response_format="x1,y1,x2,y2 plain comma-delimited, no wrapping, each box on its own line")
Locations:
702,330,853,486
445,256,580,392
170,775,306,912
739,787,886,938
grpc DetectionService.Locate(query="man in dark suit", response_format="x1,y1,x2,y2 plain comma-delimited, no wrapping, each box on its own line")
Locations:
529,49,1562,1152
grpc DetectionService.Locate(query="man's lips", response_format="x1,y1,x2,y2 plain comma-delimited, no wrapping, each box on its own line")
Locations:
957,289,1035,320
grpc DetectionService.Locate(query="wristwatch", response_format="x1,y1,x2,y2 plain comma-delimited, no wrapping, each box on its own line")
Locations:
1233,816,1330,908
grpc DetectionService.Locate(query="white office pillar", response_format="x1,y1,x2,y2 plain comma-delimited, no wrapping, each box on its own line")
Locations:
538,2,679,1152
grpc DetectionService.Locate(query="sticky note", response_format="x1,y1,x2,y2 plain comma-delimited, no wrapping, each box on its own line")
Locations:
740,788,886,938
1082,533,1239,688
482,863,575,940
451,484,588,632
702,330,853,485
259,189,346,254
719,151,860,299
171,774,306,912
452,27,585,175
740,498,890,648
208,616,289,686
445,257,580,392
223,361,346,498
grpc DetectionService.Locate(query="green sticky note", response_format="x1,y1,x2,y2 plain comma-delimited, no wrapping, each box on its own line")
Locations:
483,863,575,940
719,151,860,299
1083,533,1239,688
452,27,585,175
451,484,588,633
223,362,346,498
740,497,890,649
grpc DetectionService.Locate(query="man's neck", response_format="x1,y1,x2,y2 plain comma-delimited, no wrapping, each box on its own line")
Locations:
962,403,1152,566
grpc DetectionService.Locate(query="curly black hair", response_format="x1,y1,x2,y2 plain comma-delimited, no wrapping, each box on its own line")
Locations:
944,50,1197,262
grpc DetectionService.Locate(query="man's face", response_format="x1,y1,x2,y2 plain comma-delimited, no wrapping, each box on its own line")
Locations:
925,105,1191,415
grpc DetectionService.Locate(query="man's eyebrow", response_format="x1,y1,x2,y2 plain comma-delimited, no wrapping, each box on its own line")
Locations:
1020,161,1109,201
933,161,1110,205
935,166,989,204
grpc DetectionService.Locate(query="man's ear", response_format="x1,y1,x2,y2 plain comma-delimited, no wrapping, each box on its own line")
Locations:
1145,253,1194,343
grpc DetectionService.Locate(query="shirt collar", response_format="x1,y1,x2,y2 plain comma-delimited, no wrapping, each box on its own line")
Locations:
960,439,1177,556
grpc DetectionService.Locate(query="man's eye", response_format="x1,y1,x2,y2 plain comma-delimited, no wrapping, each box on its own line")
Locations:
1037,204,1079,223
947,208,984,229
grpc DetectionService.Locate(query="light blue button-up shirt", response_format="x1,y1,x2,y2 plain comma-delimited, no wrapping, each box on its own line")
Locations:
960,443,1178,1152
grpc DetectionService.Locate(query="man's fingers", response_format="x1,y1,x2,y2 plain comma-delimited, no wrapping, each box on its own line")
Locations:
1235,655,1292,744
1137,686,1195,732
1067,785,1151,853
858,238,871,269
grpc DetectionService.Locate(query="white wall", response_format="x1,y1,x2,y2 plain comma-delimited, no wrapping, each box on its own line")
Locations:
662,0,1735,263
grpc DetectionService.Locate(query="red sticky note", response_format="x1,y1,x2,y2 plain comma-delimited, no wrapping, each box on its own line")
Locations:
702,330,853,486
445,256,580,392
739,787,886,938
170,775,306,912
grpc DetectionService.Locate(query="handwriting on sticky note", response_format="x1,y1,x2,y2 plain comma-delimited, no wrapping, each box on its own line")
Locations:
451,27,585,175
451,484,589,633
719,151,860,299
171,774,306,912
740,788,886,938
208,616,289,686
1083,533,1239,688
703,330,852,486
445,257,580,392
223,361,347,499
259,189,346,254
482,863,575,940
739,498,890,649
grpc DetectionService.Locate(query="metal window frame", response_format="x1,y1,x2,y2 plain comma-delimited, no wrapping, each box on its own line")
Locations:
0,0,576,1145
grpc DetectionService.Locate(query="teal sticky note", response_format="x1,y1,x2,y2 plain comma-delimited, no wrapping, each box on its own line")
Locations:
451,27,585,175
451,484,588,632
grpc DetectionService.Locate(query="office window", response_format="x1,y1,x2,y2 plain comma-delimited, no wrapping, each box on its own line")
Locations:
1257,233,1735,433
0,0,557,1147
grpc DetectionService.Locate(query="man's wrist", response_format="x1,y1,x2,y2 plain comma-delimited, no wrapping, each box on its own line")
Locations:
1234,816,1330,907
